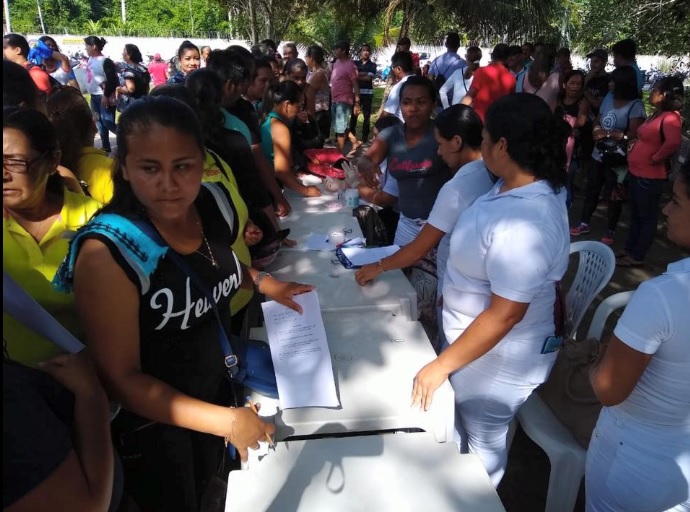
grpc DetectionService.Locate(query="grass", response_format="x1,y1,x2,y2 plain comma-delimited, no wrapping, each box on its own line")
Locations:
350,86,386,142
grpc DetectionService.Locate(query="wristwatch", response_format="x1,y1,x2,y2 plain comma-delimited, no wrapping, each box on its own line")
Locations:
254,271,271,292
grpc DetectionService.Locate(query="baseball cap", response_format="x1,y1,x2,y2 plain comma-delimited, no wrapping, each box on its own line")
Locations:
586,49,608,60
154,53,161,60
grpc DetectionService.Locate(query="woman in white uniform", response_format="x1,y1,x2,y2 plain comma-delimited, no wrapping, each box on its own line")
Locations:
411,93,570,486
586,161,690,512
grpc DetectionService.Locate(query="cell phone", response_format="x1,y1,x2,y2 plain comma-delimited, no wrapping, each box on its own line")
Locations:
541,335,563,354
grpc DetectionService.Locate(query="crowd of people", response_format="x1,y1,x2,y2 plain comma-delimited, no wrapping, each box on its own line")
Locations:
3,29,688,512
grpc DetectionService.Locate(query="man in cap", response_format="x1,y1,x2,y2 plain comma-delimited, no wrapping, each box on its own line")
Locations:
147,52,168,88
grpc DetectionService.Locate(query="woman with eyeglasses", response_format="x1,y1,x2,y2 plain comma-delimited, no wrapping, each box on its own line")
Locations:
2,107,101,366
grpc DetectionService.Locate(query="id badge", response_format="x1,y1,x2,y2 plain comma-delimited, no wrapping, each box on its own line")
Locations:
541,335,563,354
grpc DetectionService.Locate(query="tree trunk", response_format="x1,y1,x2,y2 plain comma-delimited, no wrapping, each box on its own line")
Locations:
247,0,257,43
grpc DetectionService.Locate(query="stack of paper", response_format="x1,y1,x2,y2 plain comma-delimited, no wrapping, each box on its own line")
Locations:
261,291,340,410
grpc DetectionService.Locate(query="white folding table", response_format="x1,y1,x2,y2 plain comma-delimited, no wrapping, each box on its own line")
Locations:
266,250,417,320
226,432,505,512
249,311,454,443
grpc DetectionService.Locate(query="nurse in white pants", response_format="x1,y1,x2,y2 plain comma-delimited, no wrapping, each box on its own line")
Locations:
411,93,570,486
586,165,690,512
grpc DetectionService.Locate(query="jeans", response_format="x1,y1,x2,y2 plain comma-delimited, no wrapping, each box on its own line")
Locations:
348,94,373,141
624,174,665,261
331,102,352,135
579,159,623,231
90,94,117,152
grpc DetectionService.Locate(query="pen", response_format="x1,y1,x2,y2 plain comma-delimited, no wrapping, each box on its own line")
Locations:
247,398,276,449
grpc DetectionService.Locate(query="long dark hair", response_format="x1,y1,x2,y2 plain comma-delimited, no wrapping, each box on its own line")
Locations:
527,44,556,89
610,66,640,101
305,45,325,67
3,60,41,109
484,93,568,190
655,76,684,112
83,35,107,52
102,58,119,97
99,96,205,218
261,80,303,122
124,44,143,64
184,69,225,144
46,87,97,174
435,104,483,149
3,106,63,194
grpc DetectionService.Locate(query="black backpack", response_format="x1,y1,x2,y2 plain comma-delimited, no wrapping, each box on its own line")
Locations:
433,55,462,106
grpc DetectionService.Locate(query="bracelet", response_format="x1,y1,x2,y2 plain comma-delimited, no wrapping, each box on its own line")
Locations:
254,271,271,293
377,260,386,273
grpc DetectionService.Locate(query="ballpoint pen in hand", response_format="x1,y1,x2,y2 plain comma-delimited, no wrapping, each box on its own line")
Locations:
247,398,276,449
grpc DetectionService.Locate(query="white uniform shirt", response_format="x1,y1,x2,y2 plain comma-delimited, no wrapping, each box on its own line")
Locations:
612,258,690,431
443,179,569,355
438,67,473,109
383,74,412,121
426,160,495,291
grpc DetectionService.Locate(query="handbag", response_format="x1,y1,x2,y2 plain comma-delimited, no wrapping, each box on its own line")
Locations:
537,336,602,448
596,137,629,167
133,221,279,399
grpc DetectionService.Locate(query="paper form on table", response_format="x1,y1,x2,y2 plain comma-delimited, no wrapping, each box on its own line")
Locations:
261,290,340,410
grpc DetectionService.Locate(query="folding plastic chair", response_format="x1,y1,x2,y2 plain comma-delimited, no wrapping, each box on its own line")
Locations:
514,242,617,512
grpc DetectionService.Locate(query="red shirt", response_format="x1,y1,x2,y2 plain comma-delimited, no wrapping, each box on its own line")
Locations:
468,63,516,121
22,62,53,94
147,61,168,88
628,111,682,179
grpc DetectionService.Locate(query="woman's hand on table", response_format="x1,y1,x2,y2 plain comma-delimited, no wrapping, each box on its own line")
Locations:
355,263,382,286
411,359,449,412
225,407,276,462
261,276,315,314
356,157,381,189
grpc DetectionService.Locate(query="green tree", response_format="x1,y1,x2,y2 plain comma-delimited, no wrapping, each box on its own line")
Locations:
570,0,690,55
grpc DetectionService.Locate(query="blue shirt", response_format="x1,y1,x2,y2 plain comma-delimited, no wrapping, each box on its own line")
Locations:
429,52,467,79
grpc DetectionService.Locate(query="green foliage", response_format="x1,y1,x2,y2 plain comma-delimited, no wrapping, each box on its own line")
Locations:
4,0,689,56
570,0,690,55
284,5,384,52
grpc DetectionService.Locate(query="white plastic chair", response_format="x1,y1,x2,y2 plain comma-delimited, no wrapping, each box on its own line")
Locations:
510,242,615,512
563,241,616,339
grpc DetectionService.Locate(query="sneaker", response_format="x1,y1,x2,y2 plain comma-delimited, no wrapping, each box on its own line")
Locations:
569,223,590,236
601,230,615,245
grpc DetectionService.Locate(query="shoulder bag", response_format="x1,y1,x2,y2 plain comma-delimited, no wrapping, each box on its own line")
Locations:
133,220,279,400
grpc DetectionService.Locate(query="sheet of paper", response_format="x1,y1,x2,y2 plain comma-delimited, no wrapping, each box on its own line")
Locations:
261,291,340,410
340,245,400,266
304,233,335,252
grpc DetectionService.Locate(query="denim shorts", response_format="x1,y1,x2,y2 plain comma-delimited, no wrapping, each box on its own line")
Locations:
331,102,352,134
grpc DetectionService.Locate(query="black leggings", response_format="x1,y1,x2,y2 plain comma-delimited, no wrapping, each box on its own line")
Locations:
349,94,373,141
579,159,623,232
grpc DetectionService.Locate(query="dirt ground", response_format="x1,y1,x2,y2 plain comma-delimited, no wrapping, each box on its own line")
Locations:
497,179,688,512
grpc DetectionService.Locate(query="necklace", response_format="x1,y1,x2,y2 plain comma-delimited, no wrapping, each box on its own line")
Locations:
195,223,220,269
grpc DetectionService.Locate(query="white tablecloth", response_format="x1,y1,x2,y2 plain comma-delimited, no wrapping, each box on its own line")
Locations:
227,432,505,512
249,311,454,443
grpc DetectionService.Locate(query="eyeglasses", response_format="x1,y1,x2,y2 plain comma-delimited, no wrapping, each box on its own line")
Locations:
3,152,48,174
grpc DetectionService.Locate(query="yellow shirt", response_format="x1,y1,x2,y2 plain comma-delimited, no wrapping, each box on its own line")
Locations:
78,146,114,204
202,149,253,314
3,189,102,366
